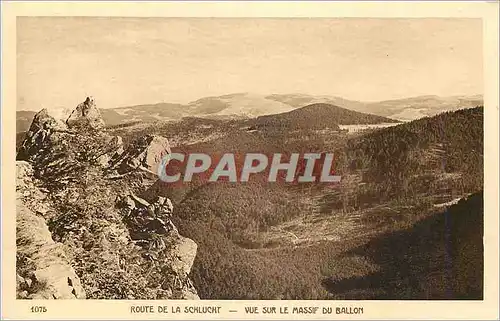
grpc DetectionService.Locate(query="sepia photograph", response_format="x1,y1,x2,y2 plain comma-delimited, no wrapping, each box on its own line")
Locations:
2,2,499,319
13,16,486,301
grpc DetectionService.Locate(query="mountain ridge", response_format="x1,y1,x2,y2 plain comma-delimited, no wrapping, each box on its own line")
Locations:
16,93,483,132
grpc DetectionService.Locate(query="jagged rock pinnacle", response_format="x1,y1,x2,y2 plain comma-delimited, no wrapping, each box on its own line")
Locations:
66,96,106,131
17,97,107,161
17,108,68,161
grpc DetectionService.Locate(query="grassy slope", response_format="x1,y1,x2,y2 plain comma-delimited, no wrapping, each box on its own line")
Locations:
323,191,483,299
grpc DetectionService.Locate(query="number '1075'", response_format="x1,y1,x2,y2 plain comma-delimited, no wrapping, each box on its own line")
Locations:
31,306,47,313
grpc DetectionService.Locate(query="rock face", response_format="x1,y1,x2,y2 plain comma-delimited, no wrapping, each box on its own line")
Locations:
16,162,86,299
111,134,171,175
28,108,68,132
119,193,176,240
18,97,106,162
18,97,124,183
17,109,68,161
17,97,108,161
116,192,199,299
66,96,105,131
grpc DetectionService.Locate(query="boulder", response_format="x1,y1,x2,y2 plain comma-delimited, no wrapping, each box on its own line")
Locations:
66,96,106,131
168,235,200,299
112,135,171,176
97,135,125,167
118,192,179,241
170,236,198,276
16,161,51,214
110,135,124,155
181,290,200,300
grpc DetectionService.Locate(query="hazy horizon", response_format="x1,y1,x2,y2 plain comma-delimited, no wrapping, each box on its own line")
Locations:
17,17,483,111
16,91,484,112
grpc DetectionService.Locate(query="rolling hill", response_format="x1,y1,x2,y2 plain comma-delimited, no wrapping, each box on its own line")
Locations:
188,93,294,117
267,93,483,121
102,93,294,124
266,93,366,111
252,103,398,130
16,93,482,132
365,94,484,121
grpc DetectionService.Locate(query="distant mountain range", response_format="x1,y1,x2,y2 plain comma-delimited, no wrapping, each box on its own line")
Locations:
16,93,482,132
266,93,483,121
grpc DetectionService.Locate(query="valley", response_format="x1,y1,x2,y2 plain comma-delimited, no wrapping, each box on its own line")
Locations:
110,103,483,300
15,97,484,300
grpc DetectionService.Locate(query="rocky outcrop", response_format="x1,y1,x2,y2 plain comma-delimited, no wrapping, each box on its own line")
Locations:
110,134,171,176
16,161,86,299
119,193,176,241
16,96,199,300
17,109,68,161
18,97,107,161
18,98,124,185
116,192,199,299
66,96,105,131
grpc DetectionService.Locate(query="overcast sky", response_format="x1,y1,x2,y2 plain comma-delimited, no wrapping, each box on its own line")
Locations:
17,17,483,111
